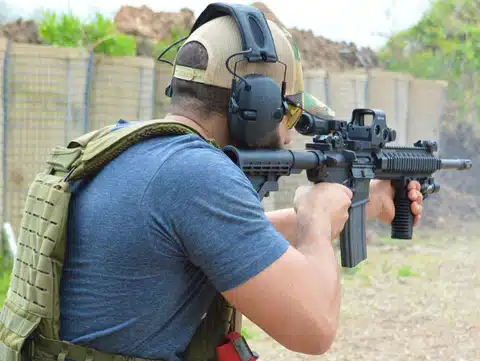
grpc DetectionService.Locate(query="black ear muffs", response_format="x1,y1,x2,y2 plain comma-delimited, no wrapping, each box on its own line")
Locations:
228,74,287,146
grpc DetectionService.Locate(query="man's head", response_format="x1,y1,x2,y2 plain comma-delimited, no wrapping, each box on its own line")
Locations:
168,7,335,148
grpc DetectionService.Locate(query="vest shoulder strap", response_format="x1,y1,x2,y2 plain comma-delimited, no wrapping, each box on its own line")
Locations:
47,119,218,182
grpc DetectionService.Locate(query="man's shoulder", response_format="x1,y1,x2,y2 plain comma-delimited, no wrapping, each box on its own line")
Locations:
133,134,251,198
105,120,236,176
154,135,243,178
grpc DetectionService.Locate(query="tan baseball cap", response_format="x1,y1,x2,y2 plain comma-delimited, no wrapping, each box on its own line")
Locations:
172,15,335,128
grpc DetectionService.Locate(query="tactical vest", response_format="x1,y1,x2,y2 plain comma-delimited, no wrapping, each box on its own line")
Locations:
0,119,251,361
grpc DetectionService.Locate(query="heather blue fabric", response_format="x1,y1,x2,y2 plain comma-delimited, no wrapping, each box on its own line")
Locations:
59,123,289,361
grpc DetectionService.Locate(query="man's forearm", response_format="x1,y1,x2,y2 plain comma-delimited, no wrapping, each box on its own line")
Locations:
266,208,298,246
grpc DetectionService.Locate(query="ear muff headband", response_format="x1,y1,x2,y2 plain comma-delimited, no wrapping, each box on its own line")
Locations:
190,2,278,63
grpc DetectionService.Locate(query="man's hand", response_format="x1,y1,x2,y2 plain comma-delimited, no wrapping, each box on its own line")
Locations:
294,183,353,241
367,180,423,226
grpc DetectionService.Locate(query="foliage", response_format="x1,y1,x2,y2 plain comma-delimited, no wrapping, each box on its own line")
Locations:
397,265,420,278
38,11,83,47
0,226,14,307
38,11,136,56
378,0,480,120
82,13,136,56
0,256,12,307
153,25,190,63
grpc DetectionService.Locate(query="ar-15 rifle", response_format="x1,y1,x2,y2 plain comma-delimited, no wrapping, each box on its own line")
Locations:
223,108,472,268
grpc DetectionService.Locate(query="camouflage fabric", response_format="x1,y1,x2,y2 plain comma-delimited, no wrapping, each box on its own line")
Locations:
286,92,336,123
278,24,336,125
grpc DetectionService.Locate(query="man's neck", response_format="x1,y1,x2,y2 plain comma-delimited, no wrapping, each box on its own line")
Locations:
163,112,230,148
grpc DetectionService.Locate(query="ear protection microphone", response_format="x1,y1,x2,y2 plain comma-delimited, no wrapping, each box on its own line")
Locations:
160,2,289,147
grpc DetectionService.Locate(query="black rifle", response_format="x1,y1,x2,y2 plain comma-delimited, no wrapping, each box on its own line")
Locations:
223,108,472,268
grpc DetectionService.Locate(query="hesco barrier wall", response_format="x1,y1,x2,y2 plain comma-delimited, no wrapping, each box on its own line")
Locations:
0,38,448,230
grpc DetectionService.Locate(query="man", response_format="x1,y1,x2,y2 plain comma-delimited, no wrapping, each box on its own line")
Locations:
59,8,423,361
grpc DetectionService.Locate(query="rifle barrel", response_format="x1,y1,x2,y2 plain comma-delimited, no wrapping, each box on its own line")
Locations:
440,159,472,170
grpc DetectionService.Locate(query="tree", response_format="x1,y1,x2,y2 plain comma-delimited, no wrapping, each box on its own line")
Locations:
378,0,480,122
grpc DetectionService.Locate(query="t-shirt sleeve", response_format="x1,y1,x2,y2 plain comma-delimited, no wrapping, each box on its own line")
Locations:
151,145,290,292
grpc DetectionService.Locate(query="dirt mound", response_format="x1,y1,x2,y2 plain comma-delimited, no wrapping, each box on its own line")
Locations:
288,29,379,70
113,5,195,57
0,19,41,44
114,6,194,41
250,2,285,28
250,2,379,70
111,2,379,70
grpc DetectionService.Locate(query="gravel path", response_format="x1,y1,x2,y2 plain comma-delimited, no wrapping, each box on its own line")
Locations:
242,233,480,361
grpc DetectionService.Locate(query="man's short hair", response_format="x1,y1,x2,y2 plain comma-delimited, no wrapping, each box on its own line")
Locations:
170,41,231,117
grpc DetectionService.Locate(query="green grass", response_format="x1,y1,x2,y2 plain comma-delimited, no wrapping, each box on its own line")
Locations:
397,265,420,278
0,257,12,306
241,326,260,340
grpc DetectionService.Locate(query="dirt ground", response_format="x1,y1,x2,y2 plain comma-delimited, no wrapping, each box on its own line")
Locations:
241,230,480,361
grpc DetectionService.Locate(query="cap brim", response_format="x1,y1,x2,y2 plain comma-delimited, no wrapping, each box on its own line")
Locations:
286,92,335,120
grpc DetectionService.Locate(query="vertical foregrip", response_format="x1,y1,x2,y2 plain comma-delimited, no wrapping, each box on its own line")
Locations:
391,182,414,239
339,201,368,268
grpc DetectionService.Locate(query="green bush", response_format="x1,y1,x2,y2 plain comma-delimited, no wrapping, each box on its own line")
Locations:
38,11,136,57
0,257,12,307
83,13,136,56
38,11,83,47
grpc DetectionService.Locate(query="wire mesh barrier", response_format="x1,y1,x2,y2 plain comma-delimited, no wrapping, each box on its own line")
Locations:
89,56,156,130
0,38,448,236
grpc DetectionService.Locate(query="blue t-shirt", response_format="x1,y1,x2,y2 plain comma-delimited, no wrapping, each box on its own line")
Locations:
59,124,290,361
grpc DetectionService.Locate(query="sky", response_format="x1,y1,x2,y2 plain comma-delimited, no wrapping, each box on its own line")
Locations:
5,0,433,49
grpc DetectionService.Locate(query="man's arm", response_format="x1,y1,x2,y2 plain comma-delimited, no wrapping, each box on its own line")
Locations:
157,147,349,355
223,183,352,355
265,208,297,245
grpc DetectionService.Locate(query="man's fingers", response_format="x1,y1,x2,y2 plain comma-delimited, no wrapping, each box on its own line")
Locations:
408,189,423,204
408,181,421,192
417,191,423,204
411,201,423,216
409,185,423,226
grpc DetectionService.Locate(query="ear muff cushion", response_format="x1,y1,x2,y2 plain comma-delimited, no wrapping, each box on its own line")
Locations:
228,74,286,146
